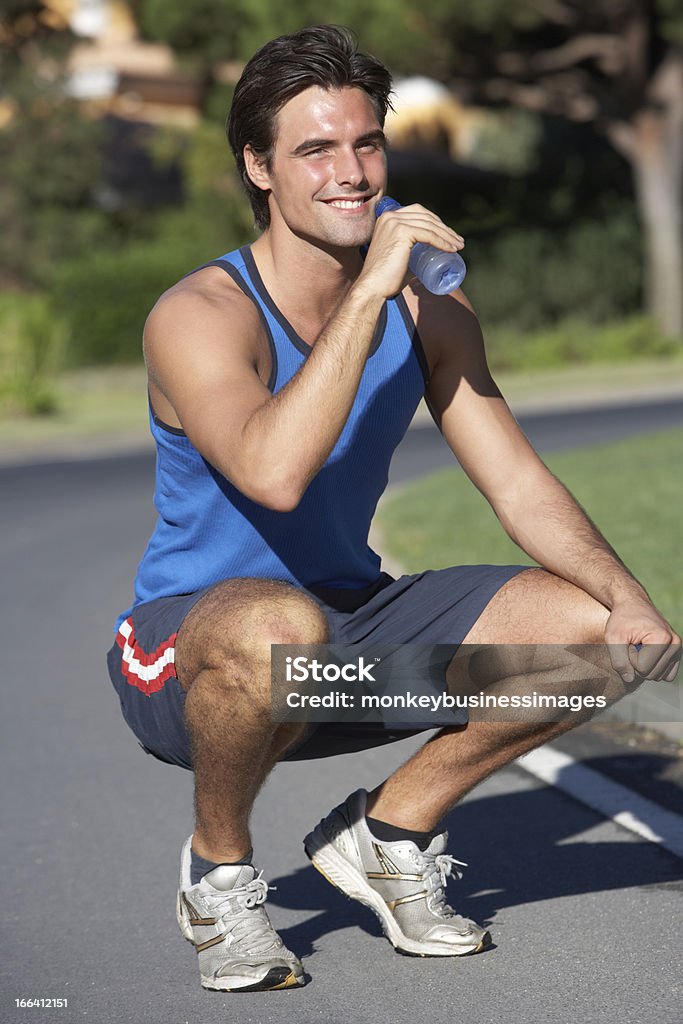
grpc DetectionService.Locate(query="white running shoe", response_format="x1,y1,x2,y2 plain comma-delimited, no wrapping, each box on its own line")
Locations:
304,789,489,957
176,837,304,991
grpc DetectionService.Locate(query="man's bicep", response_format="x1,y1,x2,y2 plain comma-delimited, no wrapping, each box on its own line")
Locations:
422,299,547,506
437,379,545,504
411,285,499,420
425,332,502,428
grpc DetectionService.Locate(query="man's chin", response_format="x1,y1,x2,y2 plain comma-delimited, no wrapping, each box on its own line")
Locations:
295,223,374,254
326,223,375,250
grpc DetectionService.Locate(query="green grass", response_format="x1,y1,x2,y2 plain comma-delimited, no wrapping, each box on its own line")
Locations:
486,315,683,372
0,365,149,449
378,426,683,629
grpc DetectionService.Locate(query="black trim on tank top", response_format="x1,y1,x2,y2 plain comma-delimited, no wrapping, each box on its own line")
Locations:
149,394,187,436
239,245,387,358
395,292,430,387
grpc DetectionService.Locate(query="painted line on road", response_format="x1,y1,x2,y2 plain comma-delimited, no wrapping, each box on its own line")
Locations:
516,745,683,861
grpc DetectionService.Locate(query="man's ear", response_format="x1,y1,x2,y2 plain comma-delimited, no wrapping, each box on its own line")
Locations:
243,145,271,191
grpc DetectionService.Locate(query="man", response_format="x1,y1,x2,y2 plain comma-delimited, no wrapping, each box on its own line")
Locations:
107,25,680,993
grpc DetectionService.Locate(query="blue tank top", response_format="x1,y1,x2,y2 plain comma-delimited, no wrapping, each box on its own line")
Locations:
122,246,428,624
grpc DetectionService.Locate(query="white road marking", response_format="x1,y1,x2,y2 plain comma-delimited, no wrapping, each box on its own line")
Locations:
517,745,683,861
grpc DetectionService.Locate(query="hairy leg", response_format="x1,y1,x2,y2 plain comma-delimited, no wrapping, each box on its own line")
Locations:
175,579,328,862
367,569,631,830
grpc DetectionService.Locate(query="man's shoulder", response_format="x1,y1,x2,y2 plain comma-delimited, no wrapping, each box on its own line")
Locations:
157,261,254,316
146,262,261,343
143,257,272,422
401,279,484,370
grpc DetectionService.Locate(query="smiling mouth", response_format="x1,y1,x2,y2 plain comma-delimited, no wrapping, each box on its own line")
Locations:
323,197,371,210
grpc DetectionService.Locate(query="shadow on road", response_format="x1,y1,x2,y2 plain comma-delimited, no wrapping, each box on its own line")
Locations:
268,769,683,958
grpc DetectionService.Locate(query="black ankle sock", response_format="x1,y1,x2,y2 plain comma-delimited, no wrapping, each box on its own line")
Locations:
366,815,437,852
190,847,254,886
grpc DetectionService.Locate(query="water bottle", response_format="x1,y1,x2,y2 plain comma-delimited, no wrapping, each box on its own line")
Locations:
375,196,466,294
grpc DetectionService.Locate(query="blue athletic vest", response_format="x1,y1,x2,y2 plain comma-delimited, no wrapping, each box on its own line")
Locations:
123,245,428,623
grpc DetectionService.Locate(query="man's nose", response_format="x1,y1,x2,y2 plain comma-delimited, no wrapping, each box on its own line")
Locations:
334,147,366,187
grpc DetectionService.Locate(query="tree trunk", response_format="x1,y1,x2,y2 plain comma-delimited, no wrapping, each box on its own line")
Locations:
611,51,683,339
631,115,683,338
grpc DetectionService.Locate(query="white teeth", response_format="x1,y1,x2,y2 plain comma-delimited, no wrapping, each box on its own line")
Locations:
328,199,364,209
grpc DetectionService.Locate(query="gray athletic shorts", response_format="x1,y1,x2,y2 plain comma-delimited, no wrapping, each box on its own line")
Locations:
107,565,530,767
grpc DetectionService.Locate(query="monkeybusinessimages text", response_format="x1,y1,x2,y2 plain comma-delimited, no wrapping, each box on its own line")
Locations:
279,654,607,714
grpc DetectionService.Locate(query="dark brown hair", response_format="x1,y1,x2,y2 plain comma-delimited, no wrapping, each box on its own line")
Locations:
227,25,393,230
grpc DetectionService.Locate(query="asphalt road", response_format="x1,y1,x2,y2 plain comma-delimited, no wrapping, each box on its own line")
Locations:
388,396,683,486
2,399,682,1024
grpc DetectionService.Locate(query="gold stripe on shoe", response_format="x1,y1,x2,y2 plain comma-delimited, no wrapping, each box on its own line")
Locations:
195,933,228,953
385,890,430,912
182,893,217,926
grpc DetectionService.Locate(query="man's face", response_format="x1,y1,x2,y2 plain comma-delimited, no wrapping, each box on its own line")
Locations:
254,86,387,249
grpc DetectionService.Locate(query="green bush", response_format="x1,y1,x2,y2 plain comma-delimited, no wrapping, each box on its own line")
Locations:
464,209,642,334
49,243,177,366
49,195,253,366
486,315,680,372
45,116,255,366
0,69,111,289
0,293,67,415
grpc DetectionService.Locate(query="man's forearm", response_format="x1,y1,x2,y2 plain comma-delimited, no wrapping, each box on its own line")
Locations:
240,281,384,508
498,469,649,611
496,463,681,683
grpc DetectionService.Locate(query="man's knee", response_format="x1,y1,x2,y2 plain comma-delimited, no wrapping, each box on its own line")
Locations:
175,578,329,689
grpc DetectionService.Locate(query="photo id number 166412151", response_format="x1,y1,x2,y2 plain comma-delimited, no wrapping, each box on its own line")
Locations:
15,999,68,1009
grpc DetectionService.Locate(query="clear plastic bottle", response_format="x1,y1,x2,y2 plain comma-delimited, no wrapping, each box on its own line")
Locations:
375,196,466,294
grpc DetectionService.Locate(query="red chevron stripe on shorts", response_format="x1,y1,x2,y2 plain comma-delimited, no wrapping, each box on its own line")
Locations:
115,617,177,696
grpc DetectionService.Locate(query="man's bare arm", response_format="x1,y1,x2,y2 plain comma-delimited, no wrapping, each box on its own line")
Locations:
414,288,681,682
146,280,384,511
145,205,462,511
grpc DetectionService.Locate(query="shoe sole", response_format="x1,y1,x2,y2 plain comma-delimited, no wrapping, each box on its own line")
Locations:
175,891,304,991
201,966,300,992
304,826,489,957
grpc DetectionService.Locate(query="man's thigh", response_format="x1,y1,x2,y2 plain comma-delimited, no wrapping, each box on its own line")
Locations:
318,563,610,724
316,564,533,646
281,564,532,761
460,567,609,645
107,579,313,767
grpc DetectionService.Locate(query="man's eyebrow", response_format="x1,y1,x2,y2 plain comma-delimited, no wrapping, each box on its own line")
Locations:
357,130,387,147
290,130,386,156
290,137,334,156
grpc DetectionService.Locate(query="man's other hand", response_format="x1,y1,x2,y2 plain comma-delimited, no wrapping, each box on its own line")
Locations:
605,598,681,683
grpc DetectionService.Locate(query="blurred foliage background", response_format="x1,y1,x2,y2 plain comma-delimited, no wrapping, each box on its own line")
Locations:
1,0,682,416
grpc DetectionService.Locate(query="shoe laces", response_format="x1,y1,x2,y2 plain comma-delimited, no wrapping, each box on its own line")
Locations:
209,872,281,954
420,852,467,917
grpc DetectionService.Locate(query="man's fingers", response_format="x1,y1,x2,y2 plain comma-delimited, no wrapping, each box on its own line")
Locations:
630,642,667,679
608,643,636,682
378,208,464,250
605,607,680,681
658,641,682,682
402,203,464,240
608,640,681,683
664,653,681,682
